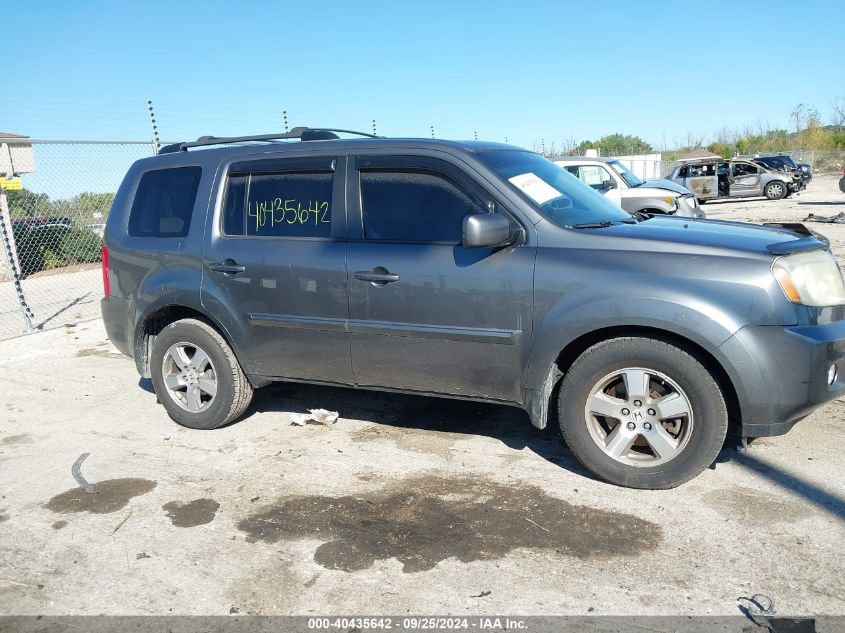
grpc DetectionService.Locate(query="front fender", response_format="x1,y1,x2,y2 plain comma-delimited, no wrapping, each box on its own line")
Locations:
525,294,742,392
630,197,675,214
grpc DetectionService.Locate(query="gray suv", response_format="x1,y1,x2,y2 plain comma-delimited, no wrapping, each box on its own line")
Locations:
101,127,845,489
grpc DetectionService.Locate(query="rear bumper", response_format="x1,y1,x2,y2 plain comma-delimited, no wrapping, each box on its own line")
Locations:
100,296,134,359
719,320,845,437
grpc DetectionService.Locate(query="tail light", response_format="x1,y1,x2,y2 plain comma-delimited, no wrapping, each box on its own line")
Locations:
101,246,110,296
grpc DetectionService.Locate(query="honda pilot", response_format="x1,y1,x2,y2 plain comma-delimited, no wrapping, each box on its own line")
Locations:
101,128,845,489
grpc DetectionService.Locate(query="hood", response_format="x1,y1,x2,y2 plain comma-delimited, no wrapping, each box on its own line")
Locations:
586,216,828,257
639,178,692,196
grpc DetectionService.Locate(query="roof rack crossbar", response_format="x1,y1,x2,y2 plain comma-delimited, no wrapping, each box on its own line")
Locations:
160,127,380,153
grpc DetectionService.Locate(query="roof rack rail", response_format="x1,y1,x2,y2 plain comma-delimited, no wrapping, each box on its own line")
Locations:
159,127,380,154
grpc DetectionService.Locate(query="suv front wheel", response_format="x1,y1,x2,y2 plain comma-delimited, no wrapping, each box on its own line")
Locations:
764,181,787,200
150,318,254,429
558,337,728,489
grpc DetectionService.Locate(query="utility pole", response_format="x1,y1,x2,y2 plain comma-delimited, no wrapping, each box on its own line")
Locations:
282,111,289,133
430,125,435,139
146,100,161,155
372,119,377,136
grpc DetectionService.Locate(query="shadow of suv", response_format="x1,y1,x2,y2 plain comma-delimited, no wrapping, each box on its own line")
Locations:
101,127,845,489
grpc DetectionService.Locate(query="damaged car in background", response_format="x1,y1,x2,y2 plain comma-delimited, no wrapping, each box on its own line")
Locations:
556,156,704,218
669,157,805,203
744,153,813,187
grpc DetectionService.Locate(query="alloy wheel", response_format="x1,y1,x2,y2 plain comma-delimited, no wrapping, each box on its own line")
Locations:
161,342,218,413
584,367,694,466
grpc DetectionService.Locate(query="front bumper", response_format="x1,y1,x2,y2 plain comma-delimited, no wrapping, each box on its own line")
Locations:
719,319,845,437
677,195,706,219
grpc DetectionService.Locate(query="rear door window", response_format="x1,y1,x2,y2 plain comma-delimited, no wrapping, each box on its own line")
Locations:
128,167,202,238
222,171,334,238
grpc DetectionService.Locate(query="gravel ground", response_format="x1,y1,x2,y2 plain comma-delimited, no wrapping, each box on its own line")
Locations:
0,175,843,619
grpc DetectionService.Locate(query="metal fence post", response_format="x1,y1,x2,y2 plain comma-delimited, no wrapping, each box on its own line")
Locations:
0,187,35,330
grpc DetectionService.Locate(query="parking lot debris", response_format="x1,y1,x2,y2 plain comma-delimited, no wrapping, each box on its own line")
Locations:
738,593,776,627
470,591,491,598
71,453,95,493
804,212,845,223
111,510,132,535
290,409,340,426
525,517,551,533
136,552,151,560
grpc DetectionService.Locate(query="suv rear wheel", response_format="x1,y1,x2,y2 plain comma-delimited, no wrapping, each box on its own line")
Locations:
150,318,253,429
558,337,727,489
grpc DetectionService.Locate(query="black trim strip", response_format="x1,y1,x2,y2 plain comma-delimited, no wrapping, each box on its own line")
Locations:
247,313,346,332
349,319,519,344
248,313,520,344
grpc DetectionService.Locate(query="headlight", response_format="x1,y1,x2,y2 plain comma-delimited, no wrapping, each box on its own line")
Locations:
662,197,678,209
772,250,845,307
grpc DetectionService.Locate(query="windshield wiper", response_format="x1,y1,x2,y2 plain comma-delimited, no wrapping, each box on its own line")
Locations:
573,221,614,229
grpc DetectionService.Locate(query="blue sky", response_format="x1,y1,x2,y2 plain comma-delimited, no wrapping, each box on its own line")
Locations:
3,0,844,150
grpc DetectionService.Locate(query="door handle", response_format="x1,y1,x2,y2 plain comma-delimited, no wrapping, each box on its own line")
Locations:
354,270,399,284
209,260,246,274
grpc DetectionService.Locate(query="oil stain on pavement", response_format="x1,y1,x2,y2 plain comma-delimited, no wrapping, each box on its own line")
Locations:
45,479,157,514
1,434,32,446
162,498,220,527
702,487,804,523
75,348,122,358
237,475,661,572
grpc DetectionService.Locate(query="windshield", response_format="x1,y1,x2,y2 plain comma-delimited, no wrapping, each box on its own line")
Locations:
478,150,632,227
609,160,643,187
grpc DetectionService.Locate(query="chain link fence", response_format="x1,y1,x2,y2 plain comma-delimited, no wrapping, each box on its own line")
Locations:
0,140,157,339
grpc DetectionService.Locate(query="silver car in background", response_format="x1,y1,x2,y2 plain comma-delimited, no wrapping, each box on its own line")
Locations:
669,157,804,203
555,156,704,218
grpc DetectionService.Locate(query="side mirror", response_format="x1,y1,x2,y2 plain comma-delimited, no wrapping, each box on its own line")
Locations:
602,180,617,190
462,213,512,248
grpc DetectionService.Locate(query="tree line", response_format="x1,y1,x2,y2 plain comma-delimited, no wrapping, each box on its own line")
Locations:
538,100,845,160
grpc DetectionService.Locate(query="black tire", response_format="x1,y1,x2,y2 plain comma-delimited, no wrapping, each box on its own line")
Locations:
150,318,253,429
558,337,728,489
764,181,787,200
838,176,845,193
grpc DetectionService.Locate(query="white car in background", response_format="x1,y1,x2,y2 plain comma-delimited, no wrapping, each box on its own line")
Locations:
555,156,704,218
